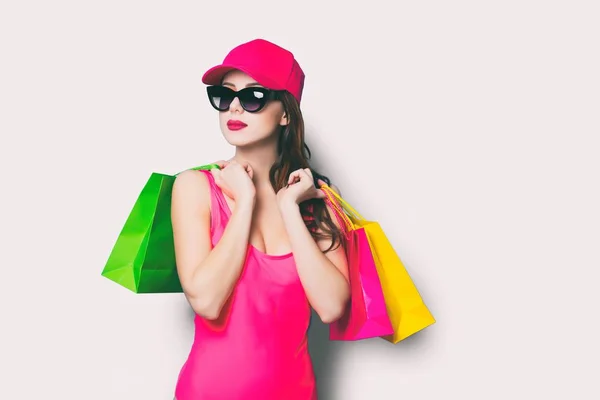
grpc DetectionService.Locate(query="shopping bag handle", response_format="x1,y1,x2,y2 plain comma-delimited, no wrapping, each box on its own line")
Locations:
174,163,222,176
321,186,354,238
320,184,365,223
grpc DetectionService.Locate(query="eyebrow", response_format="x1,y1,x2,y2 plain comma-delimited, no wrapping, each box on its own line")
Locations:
222,81,263,88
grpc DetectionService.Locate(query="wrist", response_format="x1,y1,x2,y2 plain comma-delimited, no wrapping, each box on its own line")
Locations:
277,197,299,213
236,195,256,211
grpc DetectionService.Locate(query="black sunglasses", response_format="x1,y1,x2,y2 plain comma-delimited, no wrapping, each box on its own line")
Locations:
206,85,281,113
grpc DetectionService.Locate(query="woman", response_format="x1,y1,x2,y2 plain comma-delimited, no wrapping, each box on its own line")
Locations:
171,38,350,400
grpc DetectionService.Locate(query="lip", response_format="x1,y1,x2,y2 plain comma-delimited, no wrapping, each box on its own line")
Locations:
227,119,247,131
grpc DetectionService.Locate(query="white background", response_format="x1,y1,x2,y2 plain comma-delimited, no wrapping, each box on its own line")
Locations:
2,1,599,399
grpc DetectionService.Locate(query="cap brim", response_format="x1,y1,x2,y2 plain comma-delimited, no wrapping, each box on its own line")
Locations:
202,64,238,85
201,63,283,90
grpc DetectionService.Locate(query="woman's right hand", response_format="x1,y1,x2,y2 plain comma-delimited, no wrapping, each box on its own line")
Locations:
211,160,256,204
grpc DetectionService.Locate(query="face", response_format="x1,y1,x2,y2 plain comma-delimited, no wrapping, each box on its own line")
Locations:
211,70,288,148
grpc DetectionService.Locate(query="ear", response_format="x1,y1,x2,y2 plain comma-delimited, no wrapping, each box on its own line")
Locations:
279,111,289,126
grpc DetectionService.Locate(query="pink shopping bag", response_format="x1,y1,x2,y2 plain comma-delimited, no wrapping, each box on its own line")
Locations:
324,186,394,341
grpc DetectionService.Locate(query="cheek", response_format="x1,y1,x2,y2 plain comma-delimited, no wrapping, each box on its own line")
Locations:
255,113,282,135
218,113,228,127
263,104,285,127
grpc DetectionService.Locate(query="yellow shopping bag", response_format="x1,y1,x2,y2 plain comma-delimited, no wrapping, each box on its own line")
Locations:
321,185,436,343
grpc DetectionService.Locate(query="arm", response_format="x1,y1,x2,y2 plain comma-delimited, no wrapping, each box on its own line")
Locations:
171,170,254,320
278,192,350,324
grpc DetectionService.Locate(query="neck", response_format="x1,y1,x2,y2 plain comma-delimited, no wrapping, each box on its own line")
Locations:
231,141,279,189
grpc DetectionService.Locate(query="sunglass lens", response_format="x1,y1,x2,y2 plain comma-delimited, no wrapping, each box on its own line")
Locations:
238,88,267,112
208,86,233,111
207,86,271,112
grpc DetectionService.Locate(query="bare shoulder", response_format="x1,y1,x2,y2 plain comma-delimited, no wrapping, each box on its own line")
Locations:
173,168,210,186
172,169,211,209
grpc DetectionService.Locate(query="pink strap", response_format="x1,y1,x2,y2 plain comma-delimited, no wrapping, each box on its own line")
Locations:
199,169,231,223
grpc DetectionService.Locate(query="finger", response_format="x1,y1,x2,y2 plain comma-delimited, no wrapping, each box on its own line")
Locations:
234,160,251,175
290,168,308,183
213,160,229,169
212,173,224,188
288,170,301,185
304,168,313,178
316,178,326,188
315,189,327,199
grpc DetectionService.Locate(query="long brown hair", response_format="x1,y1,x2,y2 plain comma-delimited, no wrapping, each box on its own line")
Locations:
268,91,345,253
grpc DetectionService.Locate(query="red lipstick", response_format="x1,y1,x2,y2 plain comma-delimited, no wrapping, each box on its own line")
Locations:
227,119,247,131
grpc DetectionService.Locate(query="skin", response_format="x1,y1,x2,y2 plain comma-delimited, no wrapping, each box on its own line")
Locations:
170,70,350,323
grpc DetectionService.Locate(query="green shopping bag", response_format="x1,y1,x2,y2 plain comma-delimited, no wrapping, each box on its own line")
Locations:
101,163,220,294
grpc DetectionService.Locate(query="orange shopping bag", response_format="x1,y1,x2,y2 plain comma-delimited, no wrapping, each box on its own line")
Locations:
321,185,436,343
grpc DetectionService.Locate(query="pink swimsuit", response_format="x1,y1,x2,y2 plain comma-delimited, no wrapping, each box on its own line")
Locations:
174,170,317,400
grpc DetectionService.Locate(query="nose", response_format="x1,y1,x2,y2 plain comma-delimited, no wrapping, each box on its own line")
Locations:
228,96,243,113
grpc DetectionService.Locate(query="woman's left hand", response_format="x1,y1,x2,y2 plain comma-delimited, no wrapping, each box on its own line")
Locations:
277,168,327,207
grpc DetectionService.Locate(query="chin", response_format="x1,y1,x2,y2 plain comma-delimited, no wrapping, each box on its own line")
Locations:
222,131,275,148
223,137,255,147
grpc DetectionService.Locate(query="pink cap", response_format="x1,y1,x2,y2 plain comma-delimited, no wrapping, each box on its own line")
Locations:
202,38,306,104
